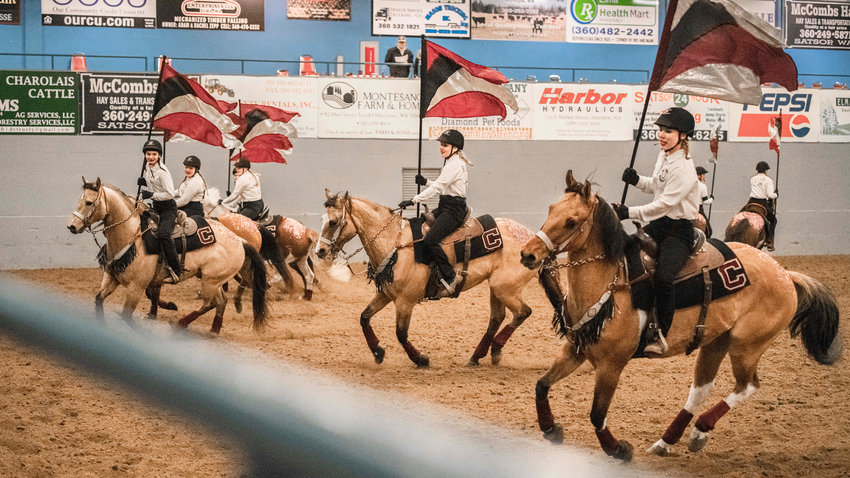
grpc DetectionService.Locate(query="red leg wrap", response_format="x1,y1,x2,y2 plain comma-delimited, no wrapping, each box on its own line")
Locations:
661,409,694,444
493,324,516,348
595,427,620,455
695,400,730,432
472,332,495,359
177,311,200,328
402,341,420,361
536,397,555,431
362,325,380,350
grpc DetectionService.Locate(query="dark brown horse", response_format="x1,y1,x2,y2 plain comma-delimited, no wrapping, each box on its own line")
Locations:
519,171,840,461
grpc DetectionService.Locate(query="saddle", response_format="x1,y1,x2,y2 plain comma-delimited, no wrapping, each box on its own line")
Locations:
141,210,217,257
421,206,477,245
146,209,199,239
256,206,273,226
742,201,768,218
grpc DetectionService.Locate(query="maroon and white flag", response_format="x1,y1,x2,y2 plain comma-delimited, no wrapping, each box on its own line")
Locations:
229,103,299,164
152,62,241,148
649,0,798,105
420,40,518,120
768,115,781,152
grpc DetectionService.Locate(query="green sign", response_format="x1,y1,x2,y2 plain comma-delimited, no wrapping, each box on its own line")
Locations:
0,70,79,134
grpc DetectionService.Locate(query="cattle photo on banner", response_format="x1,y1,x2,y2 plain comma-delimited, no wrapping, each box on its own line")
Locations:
230,103,300,164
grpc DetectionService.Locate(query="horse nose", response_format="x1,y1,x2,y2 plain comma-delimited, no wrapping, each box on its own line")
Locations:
67,224,77,234
520,252,536,268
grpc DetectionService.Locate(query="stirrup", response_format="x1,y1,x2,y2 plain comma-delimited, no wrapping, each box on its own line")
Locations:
644,331,668,355
164,267,181,284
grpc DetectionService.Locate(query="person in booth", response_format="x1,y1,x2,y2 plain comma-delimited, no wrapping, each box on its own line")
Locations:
384,36,414,78
398,129,471,298
138,139,181,284
221,158,264,220
174,155,206,218
612,107,701,355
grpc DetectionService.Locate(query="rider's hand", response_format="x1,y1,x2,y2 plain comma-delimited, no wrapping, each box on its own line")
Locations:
414,174,428,186
137,177,147,187
225,190,231,197
621,167,639,186
398,199,415,209
141,190,153,200
612,203,629,220
217,199,223,205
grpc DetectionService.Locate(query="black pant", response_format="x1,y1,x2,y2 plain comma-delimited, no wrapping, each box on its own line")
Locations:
423,195,467,282
745,197,777,243
645,217,693,332
179,201,204,218
239,199,264,220
153,199,180,273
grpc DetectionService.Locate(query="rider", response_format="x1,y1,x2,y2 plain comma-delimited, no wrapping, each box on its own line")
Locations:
138,139,181,284
696,166,713,238
221,158,264,220
613,107,701,355
174,155,206,218
399,129,470,297
747,161,778,251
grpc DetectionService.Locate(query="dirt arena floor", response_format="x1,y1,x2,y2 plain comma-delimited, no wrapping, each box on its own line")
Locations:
2,254,849,477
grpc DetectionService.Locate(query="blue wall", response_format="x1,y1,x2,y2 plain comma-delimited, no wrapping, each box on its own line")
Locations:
2,0,848,85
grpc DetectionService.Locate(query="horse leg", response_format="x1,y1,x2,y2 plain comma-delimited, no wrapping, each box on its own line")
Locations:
177,280,219,329
688,343,761,453
536,344,586,444
233,273,246,313
589,362,633,461
490,295,532,366
468,290,505,366
395,301,429,368
360,293,392,364
95,272,120,321
648,334,729,456
295,256,315,300
210,287,228,334
119,282,146,324
142,284,162,320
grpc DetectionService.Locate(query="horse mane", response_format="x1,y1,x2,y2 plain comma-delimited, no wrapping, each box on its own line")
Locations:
593,195,628,265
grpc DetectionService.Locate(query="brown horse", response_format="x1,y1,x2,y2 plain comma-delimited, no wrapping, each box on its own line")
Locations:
519,171,840,461
265,215,321,300
316,190,538,367
725,211,767,249
67,178,268,333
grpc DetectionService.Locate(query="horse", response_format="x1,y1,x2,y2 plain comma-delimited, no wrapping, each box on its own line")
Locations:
67,178,268,333
518,171,840,461
315,190,539,367
725,208,767,249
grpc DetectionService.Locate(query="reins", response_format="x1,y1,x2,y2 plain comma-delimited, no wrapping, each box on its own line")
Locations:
321,201,410,267
76,184,143,258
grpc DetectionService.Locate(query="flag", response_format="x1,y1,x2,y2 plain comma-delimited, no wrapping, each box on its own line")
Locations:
708,123,720,163
768,115,781,152
420,40,518,120
152,62,242,148
648,0,798,105
229,103,299,164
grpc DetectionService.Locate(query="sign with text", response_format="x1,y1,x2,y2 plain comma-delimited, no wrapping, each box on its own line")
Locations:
727,88,821,142
41,0,156,28
287,0,350,21
532,83,633,140
80,73,157,134
424,82,534,140
632,89,728,142
1,0,21,25
373,0,471,39
471,0,566,42
317,78,419,138
785,0,850,49
736,0,778,26
566,0,658,45
820,89,850,142
157,0,264,31
0,71,78,134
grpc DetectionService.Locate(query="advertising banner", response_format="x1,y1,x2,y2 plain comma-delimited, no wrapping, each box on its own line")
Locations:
471,0,566,42
566,0,658,45
157,0,264,31
532,83,633,140
287,0,350,21
785,0,850,50
820,89,850,142
373,0,471,38
0,71,78,134
201,75,318,138
632,89,728,142
727,88,821,142
424,82,534,140
317,78,419,138
80,73,157,134
1,0,21,25
42,0,156,28
736,0,778,26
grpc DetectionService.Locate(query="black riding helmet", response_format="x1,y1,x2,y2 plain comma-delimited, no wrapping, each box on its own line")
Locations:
756,161,770,173
436,129,464,150
183,155,201,170
234,158,251,169
695,166,709,175
655,107,695,137
142,139,163,155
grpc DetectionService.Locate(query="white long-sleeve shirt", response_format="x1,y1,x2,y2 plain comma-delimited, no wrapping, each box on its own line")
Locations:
222,170,262,208
629,149,700,222
698,181,713,205
750,173,777,199
413,155,467,203
143,162,176,201
174,174,206,208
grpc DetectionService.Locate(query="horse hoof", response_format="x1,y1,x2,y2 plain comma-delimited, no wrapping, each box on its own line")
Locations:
373,347,385,364
176,320,189,329
543,424,564,444
163,301,178,311
416,355,430,368
234,302,242,313
303,290,313,300
688,428,709,452
647,439,670,456
613,440,634,462
142,313,157,321
467,357,480,367
490,347,502,366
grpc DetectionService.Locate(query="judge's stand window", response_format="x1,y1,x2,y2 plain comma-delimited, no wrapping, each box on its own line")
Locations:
402,168,440,218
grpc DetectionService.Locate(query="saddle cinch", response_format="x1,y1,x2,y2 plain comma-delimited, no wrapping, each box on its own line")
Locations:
142,209,217,257
626,224,751,357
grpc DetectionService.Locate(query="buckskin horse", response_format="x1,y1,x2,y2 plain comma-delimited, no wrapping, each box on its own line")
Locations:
68,178,268,333
518,171,840,461
724,202,769,249
316,190,539,367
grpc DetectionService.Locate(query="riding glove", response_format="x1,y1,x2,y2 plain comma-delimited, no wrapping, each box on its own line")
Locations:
137,177,147,187
621,167,639,186
414,174,428,186
398,199,415,209
612,203,629,220
141,190,153,200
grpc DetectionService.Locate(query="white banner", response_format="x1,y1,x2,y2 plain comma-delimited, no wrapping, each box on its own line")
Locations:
372,0,470,38
201,75,318,138
424,82,535,140
532,83,633,140
566,0,658,45
820,89,850,142
727,88,821,142
317,78,419,138
41,0,156,28
632,89,728,142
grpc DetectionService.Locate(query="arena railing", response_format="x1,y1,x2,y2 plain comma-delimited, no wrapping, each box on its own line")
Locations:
0,276,639,477
0,52,148,72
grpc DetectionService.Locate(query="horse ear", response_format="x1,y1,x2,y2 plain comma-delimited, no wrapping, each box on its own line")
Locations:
95,177,101,189
565,170,577,188
82,176,87,186
325,188,333,200
581,180,592,198
343,191,350,205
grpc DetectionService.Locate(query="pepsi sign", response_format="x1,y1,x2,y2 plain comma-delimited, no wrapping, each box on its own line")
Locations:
727,88,820,142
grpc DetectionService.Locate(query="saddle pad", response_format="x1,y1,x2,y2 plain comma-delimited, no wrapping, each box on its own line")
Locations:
142,215,216,255
263,215,284,237
410,214,504,266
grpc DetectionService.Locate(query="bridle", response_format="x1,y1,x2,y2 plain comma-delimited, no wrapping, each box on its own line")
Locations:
319,201,406,263
535,199,598,256
73,184,139,250
73,185,104,227
318,203,349,257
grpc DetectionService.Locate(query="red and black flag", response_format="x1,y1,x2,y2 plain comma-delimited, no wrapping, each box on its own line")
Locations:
649,0,797,105
229,103,299,164
152,62,241,148
420,40,518,120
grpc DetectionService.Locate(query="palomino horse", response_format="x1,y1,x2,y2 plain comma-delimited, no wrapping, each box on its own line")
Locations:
67,178,268,332
316,190,538,367
519,171,840,461
725,206,768,249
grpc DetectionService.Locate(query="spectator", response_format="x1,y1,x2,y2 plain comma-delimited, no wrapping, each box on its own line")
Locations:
385,36,414,78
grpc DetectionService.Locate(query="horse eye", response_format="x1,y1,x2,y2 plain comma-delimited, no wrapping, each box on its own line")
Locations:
565,218,576,229
85,201,93,206
328,220,337,227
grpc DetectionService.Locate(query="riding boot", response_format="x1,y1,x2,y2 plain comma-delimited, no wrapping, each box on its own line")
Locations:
765,222,776,251
161,240,182,284
645,282,674,355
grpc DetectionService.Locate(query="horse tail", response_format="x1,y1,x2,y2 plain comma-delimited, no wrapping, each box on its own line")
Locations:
242,242,268,331
259,225,296,292
724,216,750,242
787,271,842,365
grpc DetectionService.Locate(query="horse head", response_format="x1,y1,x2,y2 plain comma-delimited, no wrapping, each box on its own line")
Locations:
68,176,105,234
316,189,356,259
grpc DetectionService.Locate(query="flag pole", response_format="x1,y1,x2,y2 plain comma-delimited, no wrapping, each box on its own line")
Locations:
416,34,427,217
621,87,651,203
773,109,782,211
707,125,719,222
137,55,168,203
